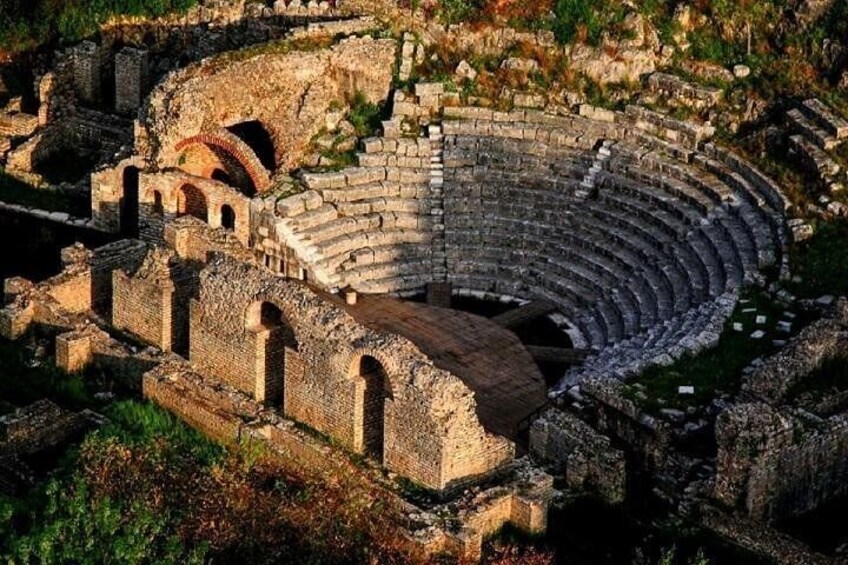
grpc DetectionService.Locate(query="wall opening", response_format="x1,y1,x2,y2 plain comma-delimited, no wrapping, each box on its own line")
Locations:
176,183,208,222
152,190,164,216
120,166,140,237
246,301,298,406
227,120,277,171
210,168,233,185
354,355,392,464
221,204,235,231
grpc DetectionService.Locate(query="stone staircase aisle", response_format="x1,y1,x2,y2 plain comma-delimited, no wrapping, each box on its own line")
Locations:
578,140,614,198
429,124,448,281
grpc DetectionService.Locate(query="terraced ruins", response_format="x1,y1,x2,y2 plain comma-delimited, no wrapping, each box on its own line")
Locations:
3,0,848,562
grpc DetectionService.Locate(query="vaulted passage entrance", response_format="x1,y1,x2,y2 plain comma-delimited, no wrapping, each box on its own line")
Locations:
227,120,276,171
246,301,298,405
221,204,236,231
355,355,392,463
176,183,208,222
121,166,140,237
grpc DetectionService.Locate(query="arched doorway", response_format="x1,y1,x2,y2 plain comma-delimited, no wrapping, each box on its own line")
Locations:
210,168,232,185
152,190,164,216
246,301,297,405
121,166,140,237
176,183,208,222
227,120,277,170
221,204,236,231
354,355,392,464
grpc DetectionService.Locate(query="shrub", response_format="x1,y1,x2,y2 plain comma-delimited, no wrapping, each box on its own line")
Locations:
0,0,198,52
347,91,386,138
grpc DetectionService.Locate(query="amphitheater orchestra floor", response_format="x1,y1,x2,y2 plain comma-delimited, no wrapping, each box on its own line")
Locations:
338,294,548,440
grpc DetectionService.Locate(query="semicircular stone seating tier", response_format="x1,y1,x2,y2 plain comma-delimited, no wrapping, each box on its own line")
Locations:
271,106,789,391
174,128,273,193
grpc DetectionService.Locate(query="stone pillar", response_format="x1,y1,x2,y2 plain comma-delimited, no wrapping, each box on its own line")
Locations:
37,72,56,126
114,47,149,116
56,332,93,373
72,41,102,105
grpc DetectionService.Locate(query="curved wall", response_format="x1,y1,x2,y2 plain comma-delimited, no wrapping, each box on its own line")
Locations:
268,105,788,373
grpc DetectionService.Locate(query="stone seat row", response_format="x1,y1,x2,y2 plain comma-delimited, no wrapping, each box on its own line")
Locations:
438,173,756,348
608,141,782,269
555,292,738,393
593,181,758,283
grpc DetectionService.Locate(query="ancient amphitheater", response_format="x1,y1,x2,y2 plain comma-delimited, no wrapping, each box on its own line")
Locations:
9,2,848,562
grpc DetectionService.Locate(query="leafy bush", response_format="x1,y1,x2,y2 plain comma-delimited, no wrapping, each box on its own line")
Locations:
0,0,198,52
552,0,600,45
438,0,484,25
347,91,386,138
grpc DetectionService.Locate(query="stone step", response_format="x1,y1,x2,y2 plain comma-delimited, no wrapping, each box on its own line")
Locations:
800,98,848,140
787,108,839,151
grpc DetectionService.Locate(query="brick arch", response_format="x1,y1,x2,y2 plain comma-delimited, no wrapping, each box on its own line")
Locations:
174,129,272,194
176,183,208,222
348,350,394,463
347,348,398,396
244,299,298,346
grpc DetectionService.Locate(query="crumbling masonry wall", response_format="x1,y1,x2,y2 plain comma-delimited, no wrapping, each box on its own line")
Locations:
715,306,848,523
112,247,198,352
187,253,513,490
715,402,848,524
141,36,396,174
529,408,626,503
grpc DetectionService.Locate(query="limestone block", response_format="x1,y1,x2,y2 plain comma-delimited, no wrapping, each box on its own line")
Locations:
56,332,93,373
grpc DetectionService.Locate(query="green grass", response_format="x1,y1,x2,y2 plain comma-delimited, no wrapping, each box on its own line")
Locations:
348,91,387,139
789,220,848,299
0,337,103,416
99,400,225,465
627,288,809,412
0,401,219,564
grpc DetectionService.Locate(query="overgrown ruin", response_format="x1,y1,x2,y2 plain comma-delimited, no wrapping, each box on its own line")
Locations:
3,0,848,561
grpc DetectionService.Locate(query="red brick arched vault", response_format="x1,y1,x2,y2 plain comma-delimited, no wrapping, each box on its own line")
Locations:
174,129,272,194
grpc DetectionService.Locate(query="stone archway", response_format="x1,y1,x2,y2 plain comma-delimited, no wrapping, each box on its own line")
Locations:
174,130,272,196
227,120,277,171
221,204,236,231
352,355,393,464
176,183,208,222
246,301,298,405
121,166,140,237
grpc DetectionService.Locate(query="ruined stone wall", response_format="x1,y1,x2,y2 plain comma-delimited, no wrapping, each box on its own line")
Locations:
744,312,848,404
0,241,146,338
581,378,673,472
187,253,512,490
137,170,252,244
142,359,551,560
112,247,199,352
530,408,626,503
72,42,103,106
163,215,257,269
715,402,848,523
142,35,395,175
115,47,149,116
89,240,150,321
